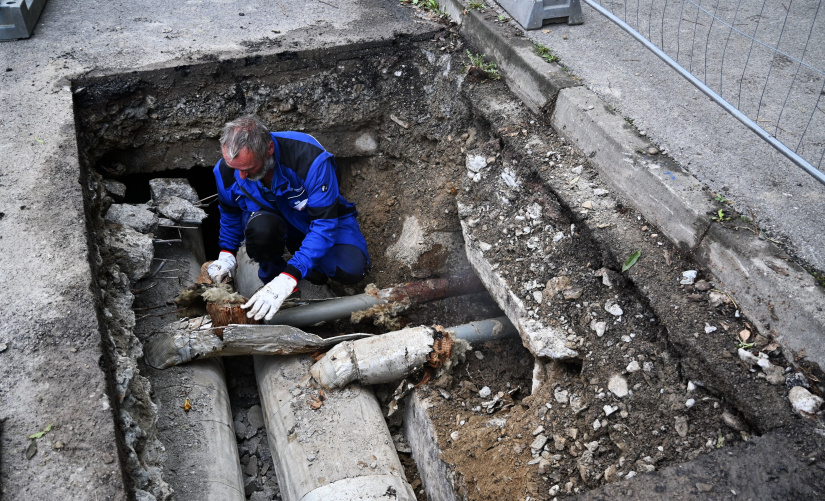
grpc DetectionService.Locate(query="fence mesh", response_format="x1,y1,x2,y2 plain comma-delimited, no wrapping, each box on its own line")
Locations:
582,0,825,184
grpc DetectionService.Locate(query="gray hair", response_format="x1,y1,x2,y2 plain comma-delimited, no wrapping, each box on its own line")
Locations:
219,115,272,160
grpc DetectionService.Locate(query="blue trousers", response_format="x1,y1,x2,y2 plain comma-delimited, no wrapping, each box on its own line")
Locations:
251,215,368,285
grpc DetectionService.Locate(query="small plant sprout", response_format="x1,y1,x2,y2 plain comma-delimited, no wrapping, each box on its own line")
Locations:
534,43,560,63
468,1,485,10
711,209,731,222
714,193,731,203
465,50,501,80
497,14,508,22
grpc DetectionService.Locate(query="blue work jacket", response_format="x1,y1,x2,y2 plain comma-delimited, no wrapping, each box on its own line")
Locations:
213,131,369,281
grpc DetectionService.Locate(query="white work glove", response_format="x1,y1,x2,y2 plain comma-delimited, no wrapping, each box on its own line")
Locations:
207,251,237,283
243,273,298,321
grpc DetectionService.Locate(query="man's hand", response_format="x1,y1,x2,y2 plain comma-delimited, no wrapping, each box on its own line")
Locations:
207,251,237,283
243,273,298,321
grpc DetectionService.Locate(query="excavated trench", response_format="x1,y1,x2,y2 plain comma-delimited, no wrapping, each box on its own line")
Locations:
73,32,813,501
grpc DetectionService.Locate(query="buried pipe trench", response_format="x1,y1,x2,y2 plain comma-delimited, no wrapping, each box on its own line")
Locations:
73,31,813,501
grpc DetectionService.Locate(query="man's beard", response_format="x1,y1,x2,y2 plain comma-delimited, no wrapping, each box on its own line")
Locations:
248,155,275,181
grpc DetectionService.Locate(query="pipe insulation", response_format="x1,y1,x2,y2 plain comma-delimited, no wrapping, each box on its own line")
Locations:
310,317,518,390
236,248,415,501
254,355,416,501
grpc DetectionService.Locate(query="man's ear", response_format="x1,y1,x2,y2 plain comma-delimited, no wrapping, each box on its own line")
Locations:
267,140,275,156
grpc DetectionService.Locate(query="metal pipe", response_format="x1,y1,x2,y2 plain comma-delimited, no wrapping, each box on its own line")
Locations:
235,246,487,327
451,316,518,343
581,0,825,186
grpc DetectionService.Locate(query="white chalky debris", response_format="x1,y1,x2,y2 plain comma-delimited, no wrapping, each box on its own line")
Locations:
450,431,460,441
704,323,717,334
533,291,543,304
687,381,696,391
593,419,601,430
553,231,565,242
554,388,570,404
605,301,623,316
603,405,618,416
685,399,696,408
593,188,609,196
626,361,641,373
479,386,492,398
680,270,697,285
608,375,629,398
478,241,492,252
788,386,824,415
590,320,607,337
643,361,654,372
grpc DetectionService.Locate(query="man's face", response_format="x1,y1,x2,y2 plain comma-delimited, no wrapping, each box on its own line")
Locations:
222,141,275,181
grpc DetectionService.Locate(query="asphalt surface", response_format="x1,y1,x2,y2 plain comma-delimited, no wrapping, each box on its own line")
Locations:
523,0,825,273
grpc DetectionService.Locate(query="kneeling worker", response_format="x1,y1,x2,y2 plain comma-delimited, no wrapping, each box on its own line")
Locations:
206,115,369,321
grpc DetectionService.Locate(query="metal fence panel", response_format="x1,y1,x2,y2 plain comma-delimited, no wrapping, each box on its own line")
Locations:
582,0,825,185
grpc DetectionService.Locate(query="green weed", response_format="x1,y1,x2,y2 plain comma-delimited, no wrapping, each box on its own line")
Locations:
465,50,501,80
534,43,560,63
467,1,485,10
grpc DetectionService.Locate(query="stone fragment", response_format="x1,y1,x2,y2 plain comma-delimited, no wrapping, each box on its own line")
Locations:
466,154,487,174
603,405,618,416
546,276,571,296
581,201,593,210
788,386,824,415
157,196,207,224
532,290,543,304
149,178,200,204
103,223,154,281
554,434,566,451
722,411,746,431
696,483,713,493
105,204,158,233
562,287,583,300
479,386,491,398
605,301,623,316
244,455,258,476
674,416,688,437
685,399,696,408
608,375,628,398
531,435,548,451
590,320,607,337
101,179,127,201
694,279,711,291
592,419,601,430
247,405,264,429
626,361,640,373
532,425,545,436
704,323,717,334
603,464,617,483
593,188,609,196
554,388,569,404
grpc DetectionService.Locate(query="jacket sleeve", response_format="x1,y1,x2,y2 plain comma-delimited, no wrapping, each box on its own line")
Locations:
284,154,339,280
213,161,244,254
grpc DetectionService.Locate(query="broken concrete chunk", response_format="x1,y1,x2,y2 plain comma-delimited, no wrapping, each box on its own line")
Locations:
247,405,264,429
101,179,127,201
157,196,207,224
562,287,583,300
149,178,200,204
104,203,158,234
103,222,154,281
680,270,698,285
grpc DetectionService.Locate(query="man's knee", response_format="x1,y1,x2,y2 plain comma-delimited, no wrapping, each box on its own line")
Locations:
329,245,368,285
245,211,286,262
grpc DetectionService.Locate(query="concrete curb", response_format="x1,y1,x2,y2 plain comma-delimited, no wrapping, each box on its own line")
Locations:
444,0,825,369
441,0,576,113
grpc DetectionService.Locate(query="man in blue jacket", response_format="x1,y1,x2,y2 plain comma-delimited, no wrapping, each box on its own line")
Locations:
206,115,369,321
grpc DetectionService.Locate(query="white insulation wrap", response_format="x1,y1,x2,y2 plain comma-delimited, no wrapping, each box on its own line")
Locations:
311,326,436,389
254,355,416,501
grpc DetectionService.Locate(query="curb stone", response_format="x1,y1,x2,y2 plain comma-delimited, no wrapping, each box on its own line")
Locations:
441,0,577,112
444,0,825,370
